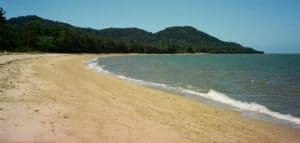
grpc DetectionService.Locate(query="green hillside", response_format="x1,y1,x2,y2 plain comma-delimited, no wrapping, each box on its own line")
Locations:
1,14,263,54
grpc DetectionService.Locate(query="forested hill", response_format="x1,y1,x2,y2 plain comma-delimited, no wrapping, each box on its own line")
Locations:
1,15,264,53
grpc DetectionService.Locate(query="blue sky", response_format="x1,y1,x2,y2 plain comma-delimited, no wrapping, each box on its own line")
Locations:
1,0,300,53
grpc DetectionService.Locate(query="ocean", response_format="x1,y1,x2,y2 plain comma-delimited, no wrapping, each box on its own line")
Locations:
86,54,300,128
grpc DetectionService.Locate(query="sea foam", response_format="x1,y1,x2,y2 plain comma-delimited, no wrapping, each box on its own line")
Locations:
182,89,300,125
85,57,109,73
86,57,300,126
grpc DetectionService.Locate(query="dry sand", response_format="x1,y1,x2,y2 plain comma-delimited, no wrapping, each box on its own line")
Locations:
0,53,299,143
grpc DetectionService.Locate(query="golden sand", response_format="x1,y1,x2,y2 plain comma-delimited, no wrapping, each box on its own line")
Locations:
0,54,299,143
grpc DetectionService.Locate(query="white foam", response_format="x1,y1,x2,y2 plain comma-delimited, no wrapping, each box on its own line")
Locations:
85,57,109,73
86,57,300,125
116,75,168,87
86,57,168,87
182,89,300,125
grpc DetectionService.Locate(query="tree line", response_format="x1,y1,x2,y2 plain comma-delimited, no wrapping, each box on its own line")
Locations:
0,8,263,54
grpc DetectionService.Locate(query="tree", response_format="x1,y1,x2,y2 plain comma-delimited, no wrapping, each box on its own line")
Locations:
0,7,5,27
0,7,7,51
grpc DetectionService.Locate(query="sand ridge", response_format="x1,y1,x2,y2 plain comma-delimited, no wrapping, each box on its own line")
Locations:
0,54,299,143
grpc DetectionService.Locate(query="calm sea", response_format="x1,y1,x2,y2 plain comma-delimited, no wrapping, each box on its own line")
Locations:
87,54,300,127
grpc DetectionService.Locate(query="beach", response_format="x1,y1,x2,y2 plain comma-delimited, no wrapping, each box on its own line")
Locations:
0,54,299,143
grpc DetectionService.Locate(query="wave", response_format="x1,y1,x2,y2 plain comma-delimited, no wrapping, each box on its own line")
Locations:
85,57,109,73
182,89,300,125
86,57,300,125
86,57,169,87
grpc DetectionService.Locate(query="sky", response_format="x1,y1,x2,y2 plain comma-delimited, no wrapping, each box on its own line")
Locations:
1,0,300,53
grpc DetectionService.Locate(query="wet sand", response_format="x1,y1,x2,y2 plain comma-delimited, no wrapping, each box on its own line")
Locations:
0,53,299,143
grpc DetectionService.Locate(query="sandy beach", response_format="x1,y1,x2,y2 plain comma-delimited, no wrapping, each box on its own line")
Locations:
0,53,299,143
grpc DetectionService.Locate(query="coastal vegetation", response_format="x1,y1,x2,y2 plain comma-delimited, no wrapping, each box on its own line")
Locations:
0,8,263,54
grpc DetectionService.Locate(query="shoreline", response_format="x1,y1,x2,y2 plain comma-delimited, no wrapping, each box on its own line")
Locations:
0,54,299,142
88,55,300,128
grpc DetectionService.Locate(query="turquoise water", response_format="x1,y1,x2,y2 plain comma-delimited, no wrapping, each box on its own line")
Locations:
87,54,300,127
